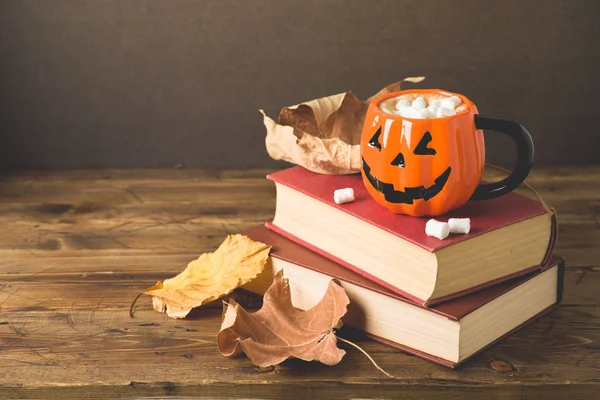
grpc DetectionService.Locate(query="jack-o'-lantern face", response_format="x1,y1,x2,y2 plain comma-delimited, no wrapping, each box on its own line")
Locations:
360,90,485,217
362,128,451,203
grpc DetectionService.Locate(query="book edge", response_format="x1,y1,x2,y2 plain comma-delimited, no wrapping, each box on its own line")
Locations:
359,301,560,368
362,261,563,368
264,221,430,307
265,221,559,317
267,167,550,253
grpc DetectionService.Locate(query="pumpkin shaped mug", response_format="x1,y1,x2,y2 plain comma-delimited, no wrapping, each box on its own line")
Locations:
360,89,534,217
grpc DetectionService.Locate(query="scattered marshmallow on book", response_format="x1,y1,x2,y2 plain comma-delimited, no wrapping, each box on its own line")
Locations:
425,219,450,240
333,188,355,204
426,217,471,240
448,218,471,234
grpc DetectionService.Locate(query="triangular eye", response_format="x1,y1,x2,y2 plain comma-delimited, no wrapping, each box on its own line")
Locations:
367,127,382,151
390,152,405,168
414,131,436,155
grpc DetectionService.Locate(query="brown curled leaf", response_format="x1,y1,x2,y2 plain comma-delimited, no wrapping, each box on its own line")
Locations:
217,270,350,367
262,76,426,174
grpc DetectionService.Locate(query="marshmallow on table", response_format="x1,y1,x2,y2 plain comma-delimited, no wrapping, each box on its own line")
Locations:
333,188,355,205
448,218,471,234
425,219,450,240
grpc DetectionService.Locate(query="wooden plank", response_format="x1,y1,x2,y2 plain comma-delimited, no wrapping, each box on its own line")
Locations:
0,255,599,311
5,382,599,400
0,168,597,264
0,268,597,398
0,167,598,399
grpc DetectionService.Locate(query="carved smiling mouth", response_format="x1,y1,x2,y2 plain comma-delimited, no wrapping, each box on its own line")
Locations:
362,158,451,204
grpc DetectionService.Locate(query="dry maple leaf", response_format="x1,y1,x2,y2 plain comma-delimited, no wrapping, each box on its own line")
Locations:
217,270,350,367
261,76,425,175
144,234,271,319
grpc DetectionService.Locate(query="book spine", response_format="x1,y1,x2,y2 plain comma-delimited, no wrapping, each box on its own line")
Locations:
556,258,565,304
424,265,543,307
541,208,559,267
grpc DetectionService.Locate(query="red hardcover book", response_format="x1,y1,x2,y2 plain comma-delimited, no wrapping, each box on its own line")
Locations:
267,166,557,306
243,225,564,368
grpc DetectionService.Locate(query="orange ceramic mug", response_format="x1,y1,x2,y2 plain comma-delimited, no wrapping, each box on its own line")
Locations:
360,89,534,217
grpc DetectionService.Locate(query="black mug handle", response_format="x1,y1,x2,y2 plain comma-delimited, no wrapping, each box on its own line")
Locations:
470,115,534,201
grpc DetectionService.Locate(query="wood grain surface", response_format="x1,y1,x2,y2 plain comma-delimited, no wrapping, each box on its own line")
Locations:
0,167,598,399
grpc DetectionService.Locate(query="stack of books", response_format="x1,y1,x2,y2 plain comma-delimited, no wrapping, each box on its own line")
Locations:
243,166,562,367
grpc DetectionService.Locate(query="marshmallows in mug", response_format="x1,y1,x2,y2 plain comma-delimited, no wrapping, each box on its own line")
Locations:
386,94,465,119
426,217,471,240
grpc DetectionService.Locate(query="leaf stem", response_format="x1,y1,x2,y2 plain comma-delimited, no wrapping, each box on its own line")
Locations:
129,292,144,318
336,335,399,379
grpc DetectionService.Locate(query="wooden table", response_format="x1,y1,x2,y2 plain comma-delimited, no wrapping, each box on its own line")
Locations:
0,167,598,399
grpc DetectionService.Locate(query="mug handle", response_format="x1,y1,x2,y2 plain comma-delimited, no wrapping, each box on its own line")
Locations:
470,115,534,201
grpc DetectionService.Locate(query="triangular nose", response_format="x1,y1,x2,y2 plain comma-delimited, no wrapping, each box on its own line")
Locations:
390,152,405,168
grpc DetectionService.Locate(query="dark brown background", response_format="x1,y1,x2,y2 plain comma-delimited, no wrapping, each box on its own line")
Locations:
1,0,598,171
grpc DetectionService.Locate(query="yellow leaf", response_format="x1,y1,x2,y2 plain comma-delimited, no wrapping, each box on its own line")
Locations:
145,234,271,319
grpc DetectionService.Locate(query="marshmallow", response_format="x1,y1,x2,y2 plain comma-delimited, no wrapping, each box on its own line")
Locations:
436,107,456,118
398,107,416,118
333,188,355,205
440,95,462,110
401,107,429,119
425,219,450,240
411,97,427,109
424,108,437,118
448,218,470,234
380,94,464,119
395,99,411,110
451,95,463,105
416,108,430,119
427,104,439,115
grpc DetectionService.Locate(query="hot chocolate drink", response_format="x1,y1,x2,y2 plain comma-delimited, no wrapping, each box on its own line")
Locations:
378,92,469,119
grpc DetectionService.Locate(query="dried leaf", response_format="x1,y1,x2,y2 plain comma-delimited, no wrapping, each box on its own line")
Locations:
145,235,271,319
262,76,426,174
217,270,350,367
366,76,426,103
